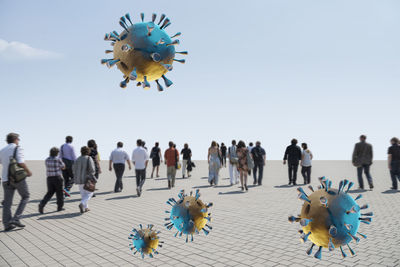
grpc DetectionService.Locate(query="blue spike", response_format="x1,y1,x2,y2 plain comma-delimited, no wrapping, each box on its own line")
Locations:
166,39,179,47
162,64,173,71
206,203,213,208
149,253,153,258
158,14,166,25
328,238,335,251
191,234,194,242
152,13,157,22
160,18,170,29
200,208,207,213
120,78,129,88
300,218,312,226
125,13,133,25
203,229,209,235
155,80,164,92
143,76,150,89
314,246,322,259
297,187,307,196
347,232,360,243
361,212,373,216
298,193,311,203
165,210,170,213
355,194,363,201
308,185,314,192
340,246,347,258
306,244,314,255
174,231,179,237
140,13,144,22
338,180,344,192
119,21,129,32
106,59,120,68
162,75,173,87
110,32,120,41
328,180,332,189
359,217,372,222
100,58,112,65
343,179,349,190
346,182,354,193
360,204,369,209
357,232,367,239
347,244,355,256
185,235,188,243
300,231,312,243
171,32,182,38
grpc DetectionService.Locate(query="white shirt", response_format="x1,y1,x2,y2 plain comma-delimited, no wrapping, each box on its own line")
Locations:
247,146,254,153
0,143,24,182
132,146,149,170
302,150,312,167
110,148,130,164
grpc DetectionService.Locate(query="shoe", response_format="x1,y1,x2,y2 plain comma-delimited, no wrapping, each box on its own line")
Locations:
4,225,16,232
168,181,171,189
293,182,297,186
230,183,233,186
39,205,44,214
253,181,257,185
11,221,25,228
241,186,244,191
79,203,84,214
136,187,140,197
156,175,160,178
92,194,96,197
258,183,262,186
151,174,153,178
85,208,90,212
288,182,292,185
369,184,374,190
358,187,364,190
57,208,65,212
245,185,248,191
183,175,185,179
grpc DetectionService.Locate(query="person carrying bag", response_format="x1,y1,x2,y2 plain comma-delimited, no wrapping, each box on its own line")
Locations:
8,146,28,185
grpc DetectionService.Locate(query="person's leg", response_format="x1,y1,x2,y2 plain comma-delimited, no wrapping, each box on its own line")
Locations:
2,183,15,229
13,179,30,223
55,176,64,210
235,166,239,184
140,169,146,191
182,160,187,177
357,167,364,189
363,164,373,189
301,166,307,184
288,164,293,184
253,165,258,185
172,168,176,187
229,164,234,185
156,165,160,177
390,167,397,189
258,164,264,185
239,170,244,189
292,164,298,185
40,177,55,209
307,166,311,184
113,164,119,192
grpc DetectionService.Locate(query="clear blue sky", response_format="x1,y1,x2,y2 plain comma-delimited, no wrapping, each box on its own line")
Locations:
0,0,399,160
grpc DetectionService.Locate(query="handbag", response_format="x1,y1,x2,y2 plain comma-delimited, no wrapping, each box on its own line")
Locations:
83,157,96,192
8,146,27,184
229,147,239,164
246,150,255,169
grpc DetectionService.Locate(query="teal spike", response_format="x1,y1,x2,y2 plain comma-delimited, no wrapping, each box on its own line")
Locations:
185,235,188,243
162,75,173,87
191,234,194,242
140,13,144,22
139,224,143,229
308,185,314,192
343,179,349,190
152,13,157,22
357,232,367,239
158,14,166,25
120,77,129,88
173,58,185,64
298,193,311,203
174,231,179,237
355,194,363,201
314,246,322,259
288,215,299,223
155,79,164,92
165,210,170,213
163,22,171,29
359,217,372,223
306,244,314,255
346,181,354,193
203,228,209,235
101,58,113,65
143,76,150,89
360,204,369,209
329,225,337,237
104,50,113,54
347,232,360,243
328,238,335,251
125,13,133,25
171,32,181,38
347,244,355,256
149,253,153,258
206,203,213,208
340,246,347,258
297,187,307,196
300,231,311,243
106,59,120,68
362,212,373,216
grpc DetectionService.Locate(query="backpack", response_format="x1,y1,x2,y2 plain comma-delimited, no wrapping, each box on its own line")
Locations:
8,146,27,184
252,147,263,162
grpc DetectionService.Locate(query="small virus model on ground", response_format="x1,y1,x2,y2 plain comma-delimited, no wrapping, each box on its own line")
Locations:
165,189,213,242
101,12,187,91
288,177,373,260
129,224,163,258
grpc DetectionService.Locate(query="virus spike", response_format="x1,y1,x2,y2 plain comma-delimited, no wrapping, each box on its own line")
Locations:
298,193,311,203
147,25,155,36
329,225,337,237
166,39,180,47
173,59,185,64
357,232,367,239
104,33,110,40
206,203,213,208
143,76,150,89
105,50,113,54
300,218,312,226
164,217,170,221
200,208,207,213
171,32,181,39
306,244,314,255
343,179,349,190
155,80,164,92
191,234,194,242
328,238,335,251
346,182,354,193
136,82,141,86
355,194,363,201
205,224,212,230
176,51,188,55
111,31,120,41
152,13,157,22
185,235,188,243
106,59,120,68
162,75,173,87
360,204,369,209
297,187,307,196
125,13,133,25
314,246,322,259
288,215,299,223
347,244,355,256
140,13,144,22
361,212,373,216
120,77,129,88
308,185,314,192
160,18,170,29
347,232,360,243
158,14,166,25
156,38,165,45
300,231,311,243
119,21,129,32
202,228,209,235
101,58,113,65
340,246,347,258
162,22,171,29
298,230,303,234
174,231,179,237
359,217,372,223
165,210,170,213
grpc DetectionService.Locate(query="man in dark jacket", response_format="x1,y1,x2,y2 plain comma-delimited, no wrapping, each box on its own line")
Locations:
283,139,302,185
352,135,374,190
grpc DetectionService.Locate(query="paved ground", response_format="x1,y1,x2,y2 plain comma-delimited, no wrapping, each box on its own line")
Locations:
0,160,399,267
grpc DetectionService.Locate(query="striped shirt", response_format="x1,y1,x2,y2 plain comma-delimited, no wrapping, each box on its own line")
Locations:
45,157,65,177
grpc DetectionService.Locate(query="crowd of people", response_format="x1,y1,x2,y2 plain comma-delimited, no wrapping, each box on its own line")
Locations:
0,132,399,231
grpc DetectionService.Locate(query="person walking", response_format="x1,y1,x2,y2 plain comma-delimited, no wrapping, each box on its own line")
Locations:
132,139,149,197
88,140,101,180
39,147,65,214
283,139,302,185
0,133,32,231
150,142,162,178
164,141,179,189
387,137,400,190
251,141,266,186
60,136,76,197
220,143,227,167
73,146,97,213
208,141,221,186
300,143,313,184
237,140,250,191
228,140,239,186
352,135,374,190
109,142,131,193
181,143,192,178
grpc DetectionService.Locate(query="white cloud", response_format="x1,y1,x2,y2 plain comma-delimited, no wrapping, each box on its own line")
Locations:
0,39,63,60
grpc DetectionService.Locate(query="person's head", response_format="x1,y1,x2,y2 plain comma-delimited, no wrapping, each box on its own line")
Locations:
49,147,60,157
142,141,146,147
390,137,399,145
81,146,90,156
237,140,245,148
136,139,142,146
291,139,298,145
155,142,159,147
360,135,367,142
249,142,254,147
87,139,97,149
211,141,217,148
66,136,73,143
232,140,236,145
117,142,123,148
6,133,20,144
168,141,174,148
256,141,261,147
301,143,308,150
173,144,176,148
184,143,188,149
221,142,225,147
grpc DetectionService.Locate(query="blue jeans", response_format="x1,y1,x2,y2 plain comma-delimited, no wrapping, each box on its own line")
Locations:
357,164,373,189
253,163,264,185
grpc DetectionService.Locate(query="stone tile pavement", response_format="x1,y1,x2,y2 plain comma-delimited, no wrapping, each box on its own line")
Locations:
0,160,399,266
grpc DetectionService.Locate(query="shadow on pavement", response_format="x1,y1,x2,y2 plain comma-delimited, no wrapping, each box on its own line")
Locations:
381,189,399,194
105,195,138,201
215,184,231,188
0,228,23,233
218,191,245,195
92,191,113,196
348,189,368,193
123,176,136,178
22,211,56,219
192,185,212,189
38,212,81,220
155,178,168,181
274,184,294,188
147,187,169,191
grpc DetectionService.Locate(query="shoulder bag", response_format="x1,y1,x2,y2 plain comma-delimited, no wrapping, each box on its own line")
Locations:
83,157,96,192
8,146,27,184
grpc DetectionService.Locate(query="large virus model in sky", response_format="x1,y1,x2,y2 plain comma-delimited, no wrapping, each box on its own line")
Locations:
128,224,163,258
288,177,373,260
101,13,187,91
165,189,213,242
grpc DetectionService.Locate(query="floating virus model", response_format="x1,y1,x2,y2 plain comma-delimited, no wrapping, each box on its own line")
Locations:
165,189,213,242
128,224,163,258
101,12,187,91
288,177,373,260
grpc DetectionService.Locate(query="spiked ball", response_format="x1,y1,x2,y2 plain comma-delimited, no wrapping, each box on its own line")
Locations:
128,224,163,259
101,12,187,91
165,189,213,242
288,177,373,260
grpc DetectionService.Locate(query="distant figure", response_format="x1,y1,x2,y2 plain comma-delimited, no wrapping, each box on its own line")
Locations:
251,141,266,186
228,140,239,186
247,142,254,175
132,139,149,197
141,141,148,151
60,136,76,196
300,143,313,184
352,135,374,190
208,141,221,186
109,142,131,193
165,141,179,189
73,146,96,213
181,143,192,178
387,137,400,190
237,140,250,191
39,147,65,214
283,139,302,185
0,133,32,231
88,139,101,180
150,142,162,178
220,143,227,167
